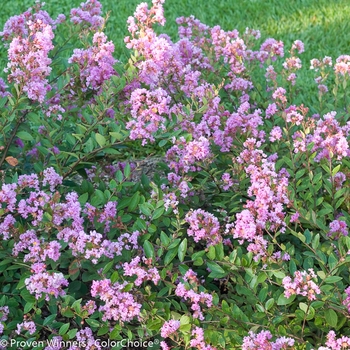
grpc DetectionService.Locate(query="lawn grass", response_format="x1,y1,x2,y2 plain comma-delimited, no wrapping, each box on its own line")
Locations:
1,0,349,64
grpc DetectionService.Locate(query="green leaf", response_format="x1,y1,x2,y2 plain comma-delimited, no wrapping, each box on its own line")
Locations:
144,240,155,259
85,318,100,328
24,302,34,313
325,309,338,327
95,133,106,147
312,234,320,250
43,314,57,326
16,130,34,141
160,231,170,246
140,203,152,217
128,191,140,211
152,207,164,220
59,323,70,335
124,163,131,178
178,238,187,262
164,247,178,265
277,293,296,306
265,298,274,311
324,276,342,284
207,261,227,278
207,245,216,260
67,329,77,339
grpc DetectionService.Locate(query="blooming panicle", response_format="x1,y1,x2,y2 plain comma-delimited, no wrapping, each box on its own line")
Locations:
160,319,181,338
320,330,350,349
226,139,289,256
122,256,160,286
0,1,65,42
166,136,212,173
25,270,68,301
126,88,171,145
16,321,36,335
294,111,350,161
175,269,213,320
328,219,348,239
185,209,222,246
6,18,54,103
70,0,104,30
282,269,321,301
190,326,217,350
91,279,142,322
69,32,116,92
242,330,294,349
334,55,350,77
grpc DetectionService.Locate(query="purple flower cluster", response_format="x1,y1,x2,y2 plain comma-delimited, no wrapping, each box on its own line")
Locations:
0,2,65,42
70,0,104,30
160,319,180,338
282,269,321,301
5,17,54,103
43,167,63,191
69,32,116,92
25,269,68,301
319,330,350,349
16,321,36,335
242,330,294,349
190,326,217,350
126,88,171,145
91,279,142,322
166,136,212,173
328,219,348,239
185,209,221,246
175,269,213,320
122,256,160,286
226,139,289,259
74,327,102,350
294,111,350,161
0,306,9,335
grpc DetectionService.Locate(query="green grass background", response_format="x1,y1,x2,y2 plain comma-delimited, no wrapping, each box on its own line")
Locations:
1,0,350,64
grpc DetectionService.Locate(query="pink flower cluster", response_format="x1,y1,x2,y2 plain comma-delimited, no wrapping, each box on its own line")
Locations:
43,167,63,191
16,321,36,335
69,32,116,92
160,319,180,338
166,136,212,173
5,18,54,103
342,286,350,313
175,269,213,320
13,230,61,263
70,0,104,30
334,55,350,77
75,328,102,350
319,330,350,350
0,2,65,42
282,269,321,301
190,326,217,350
91,279,142,322
226,139,289,259
242,330,294,349
295,111,350,162
126,88,171,145
328,219,348,239
0,306,9,335
25,269,68,301
185,209,222,246
122,256,160,286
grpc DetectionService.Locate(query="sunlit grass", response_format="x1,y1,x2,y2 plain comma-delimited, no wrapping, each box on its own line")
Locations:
0,0,349,72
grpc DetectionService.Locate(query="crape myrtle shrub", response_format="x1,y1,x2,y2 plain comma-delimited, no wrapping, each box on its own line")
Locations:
0,0,350,349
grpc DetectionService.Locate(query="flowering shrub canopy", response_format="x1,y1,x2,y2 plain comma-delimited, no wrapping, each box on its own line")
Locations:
0,0,349,349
